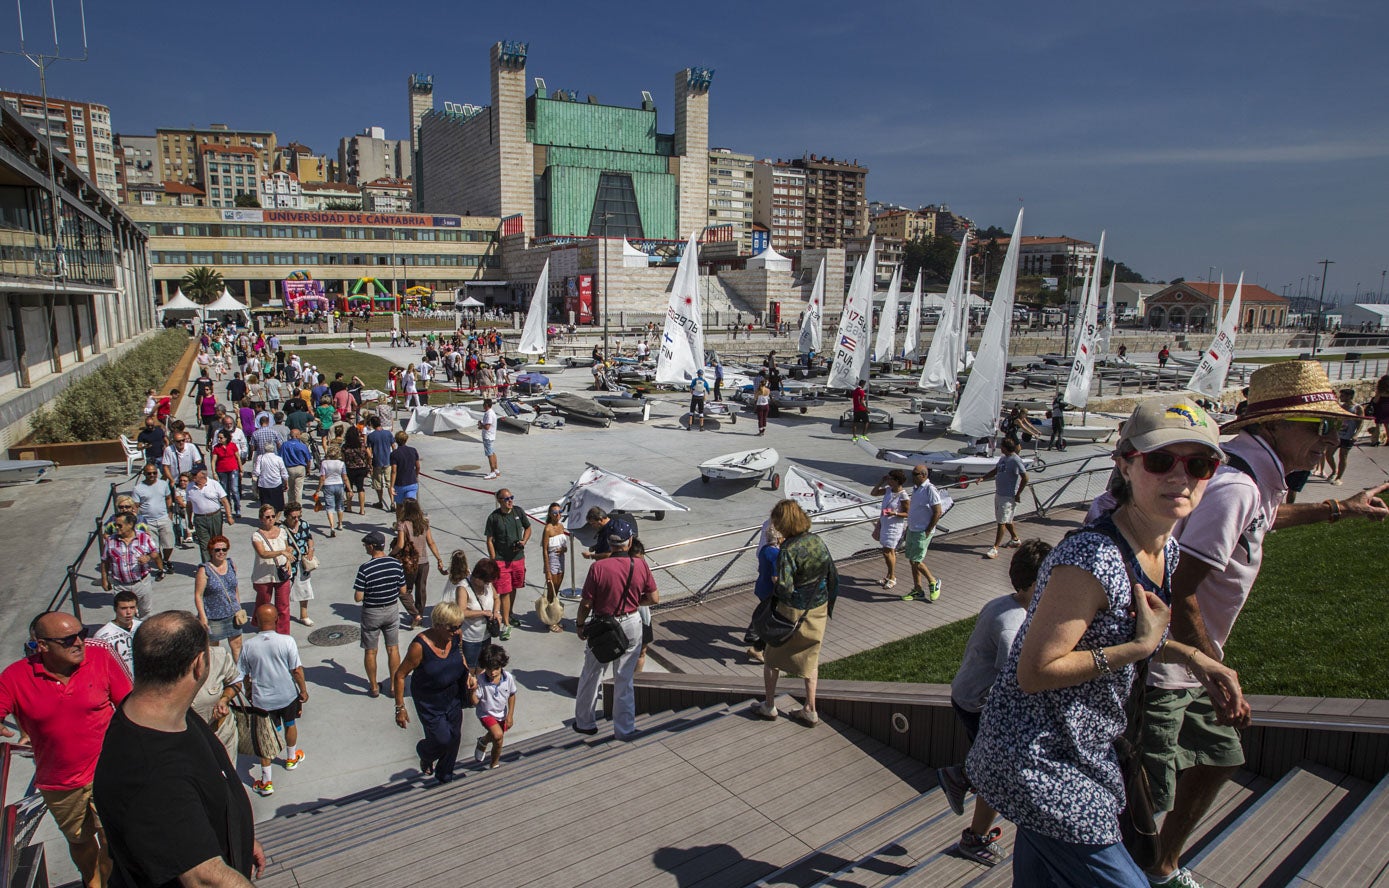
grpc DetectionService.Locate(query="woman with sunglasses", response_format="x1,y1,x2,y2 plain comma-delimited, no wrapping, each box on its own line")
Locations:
965,398,1231,886
283,504,316,627
540,503,568,632
194,535,244,661
251,504,295,635
391,601,477,784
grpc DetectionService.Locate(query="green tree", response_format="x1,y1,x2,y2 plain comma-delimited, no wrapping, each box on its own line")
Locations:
233,192,261,208
324,199,363,211
180,266,225,304
1102,258,1146,284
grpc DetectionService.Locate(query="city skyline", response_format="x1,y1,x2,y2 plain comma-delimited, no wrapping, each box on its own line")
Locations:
3,1,1386,302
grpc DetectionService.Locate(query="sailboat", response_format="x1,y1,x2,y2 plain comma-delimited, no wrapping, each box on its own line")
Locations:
827,239,876,390
918,233,970,394
655,232,705,386
797,258,825,356
1188,272,1244,401
873,265,902,365
517,258,550,365
862,210,1047,475
1062,232,1105,409
1097,267,1117,360
901,271,923,366
951,208,1024,440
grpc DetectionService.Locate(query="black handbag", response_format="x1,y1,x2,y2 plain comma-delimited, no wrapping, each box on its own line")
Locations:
1116,658,1161,869
750,596,804,648
486,617,502,638
585,559,635,664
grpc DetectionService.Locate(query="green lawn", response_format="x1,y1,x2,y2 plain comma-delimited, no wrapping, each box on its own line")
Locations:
821,503,1389,698
298,348,515,406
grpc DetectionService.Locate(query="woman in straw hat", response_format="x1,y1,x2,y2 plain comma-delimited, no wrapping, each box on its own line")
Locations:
966,395,1234,885
1140,360,1388,886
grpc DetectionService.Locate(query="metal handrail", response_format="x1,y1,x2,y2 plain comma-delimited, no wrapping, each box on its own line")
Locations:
45,480,122,620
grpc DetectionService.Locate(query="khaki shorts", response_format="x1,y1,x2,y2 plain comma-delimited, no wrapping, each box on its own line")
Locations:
994,495,1017,524
144,515,175,550
39,783,102,845
1140,686,1245,813
371,465,389,494
904,529,935,563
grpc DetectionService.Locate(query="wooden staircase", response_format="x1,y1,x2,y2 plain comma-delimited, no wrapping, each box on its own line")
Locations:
251,700,1389,888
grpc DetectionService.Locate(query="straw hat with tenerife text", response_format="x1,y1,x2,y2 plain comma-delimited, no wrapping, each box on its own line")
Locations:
1219,360,1358,434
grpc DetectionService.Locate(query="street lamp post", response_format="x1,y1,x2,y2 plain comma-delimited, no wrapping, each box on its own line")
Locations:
1311,259,1333,357
1380,270,1387,303
599,213,613,360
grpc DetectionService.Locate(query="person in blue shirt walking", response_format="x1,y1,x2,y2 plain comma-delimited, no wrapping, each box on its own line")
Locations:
688,371,710,431
279,428,314,507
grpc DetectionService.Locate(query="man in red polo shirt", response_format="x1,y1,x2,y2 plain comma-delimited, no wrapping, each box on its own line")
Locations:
0,611,132,888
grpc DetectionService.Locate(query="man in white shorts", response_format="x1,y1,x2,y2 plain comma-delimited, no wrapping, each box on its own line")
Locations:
480,398,500,480
980,437,1028,560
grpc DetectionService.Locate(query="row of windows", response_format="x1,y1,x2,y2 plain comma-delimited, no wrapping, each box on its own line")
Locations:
151,251,499,268
144,223,494,243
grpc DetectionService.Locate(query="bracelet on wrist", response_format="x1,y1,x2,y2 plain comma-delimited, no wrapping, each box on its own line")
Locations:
394,704,406,712
1091,646,1114,676
1324,498,1341,523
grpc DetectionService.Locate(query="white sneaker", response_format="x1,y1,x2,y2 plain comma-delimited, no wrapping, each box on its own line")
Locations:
484,471,500,480
474,737,488,763
753,700,778,720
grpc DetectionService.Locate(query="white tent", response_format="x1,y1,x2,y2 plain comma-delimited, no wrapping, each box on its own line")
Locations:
920,292,989,312
157,289,201,318
457,296,485,308
621,239,649,268
747,244,793,271
203,290,251,319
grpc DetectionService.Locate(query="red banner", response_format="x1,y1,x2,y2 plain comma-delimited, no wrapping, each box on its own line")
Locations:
577,275,594,324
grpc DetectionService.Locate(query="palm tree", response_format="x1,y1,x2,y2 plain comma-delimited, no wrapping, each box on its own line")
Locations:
181,267,225,305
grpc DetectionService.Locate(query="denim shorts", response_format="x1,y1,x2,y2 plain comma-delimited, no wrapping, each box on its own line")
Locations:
321,484,346,512
394,483,419,504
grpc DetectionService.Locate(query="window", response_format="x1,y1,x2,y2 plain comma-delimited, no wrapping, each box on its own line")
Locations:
272,254,295,265
220,253,244,264
587,172,644,239
270,227,293,238
246,253,269,265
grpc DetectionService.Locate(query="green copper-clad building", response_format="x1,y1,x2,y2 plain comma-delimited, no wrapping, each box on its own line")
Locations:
415,40,712,243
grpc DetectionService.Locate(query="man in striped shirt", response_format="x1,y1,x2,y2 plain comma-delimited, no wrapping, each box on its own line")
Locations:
353,531,406,698
101,514,163,617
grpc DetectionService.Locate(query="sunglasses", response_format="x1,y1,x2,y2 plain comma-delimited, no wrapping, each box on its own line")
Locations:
210,546,230,553
1123,450,1221,481
41,628,89,648
1284,417,1338,436
501,496,514,502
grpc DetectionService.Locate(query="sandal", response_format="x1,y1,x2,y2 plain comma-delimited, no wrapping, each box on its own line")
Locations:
883,578,897,589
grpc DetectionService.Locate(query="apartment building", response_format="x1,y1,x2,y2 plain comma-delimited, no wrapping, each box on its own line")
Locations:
155,125,277,192
362,178,414,213
338,126,411,187
871,208,936,242
752,161,806,253
706,147,754,255
0,91,119,199
114,134,158,204
788,154,867,249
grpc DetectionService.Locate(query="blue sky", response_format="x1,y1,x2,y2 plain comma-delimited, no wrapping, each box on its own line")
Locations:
4,1,1386,302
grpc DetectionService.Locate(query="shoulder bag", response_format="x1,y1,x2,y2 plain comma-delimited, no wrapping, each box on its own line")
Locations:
1082,516,1162,870
750,595,806,648
229,685,284,760
585,559,635,664
211,560,249,627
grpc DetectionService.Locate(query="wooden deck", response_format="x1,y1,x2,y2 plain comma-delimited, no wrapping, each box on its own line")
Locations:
255,702,935,888
649,508,1088,676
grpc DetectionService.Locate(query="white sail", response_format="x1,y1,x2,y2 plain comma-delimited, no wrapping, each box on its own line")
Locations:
1188,272,1244,400
902,271,923,362
654,232,705,385
783,465,878,523
517,258,550,356
1216,274,1225,328
918,233,970,392
827,239,875,390
1064,231,1105,408
951,208,1023,439
958,252,972,367
798,258,825,354
874,265,903,362
1098,267,1116,357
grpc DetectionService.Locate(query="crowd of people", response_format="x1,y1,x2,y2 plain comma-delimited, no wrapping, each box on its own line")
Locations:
3,340,1388,887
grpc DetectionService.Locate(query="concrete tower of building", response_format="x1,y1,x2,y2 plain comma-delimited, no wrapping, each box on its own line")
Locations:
492,41,534,235
407,74,434,156
674,67,712,239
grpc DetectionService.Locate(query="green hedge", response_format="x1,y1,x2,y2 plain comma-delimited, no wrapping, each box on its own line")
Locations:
29,330,191,443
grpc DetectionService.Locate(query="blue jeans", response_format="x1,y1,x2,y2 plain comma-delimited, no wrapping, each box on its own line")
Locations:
1013,826,1149,887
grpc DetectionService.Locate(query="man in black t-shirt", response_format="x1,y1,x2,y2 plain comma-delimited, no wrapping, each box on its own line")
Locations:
95,611,264,886
189,372,214,402
136,416,167,466
389,431,421,511
225,373,247,404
